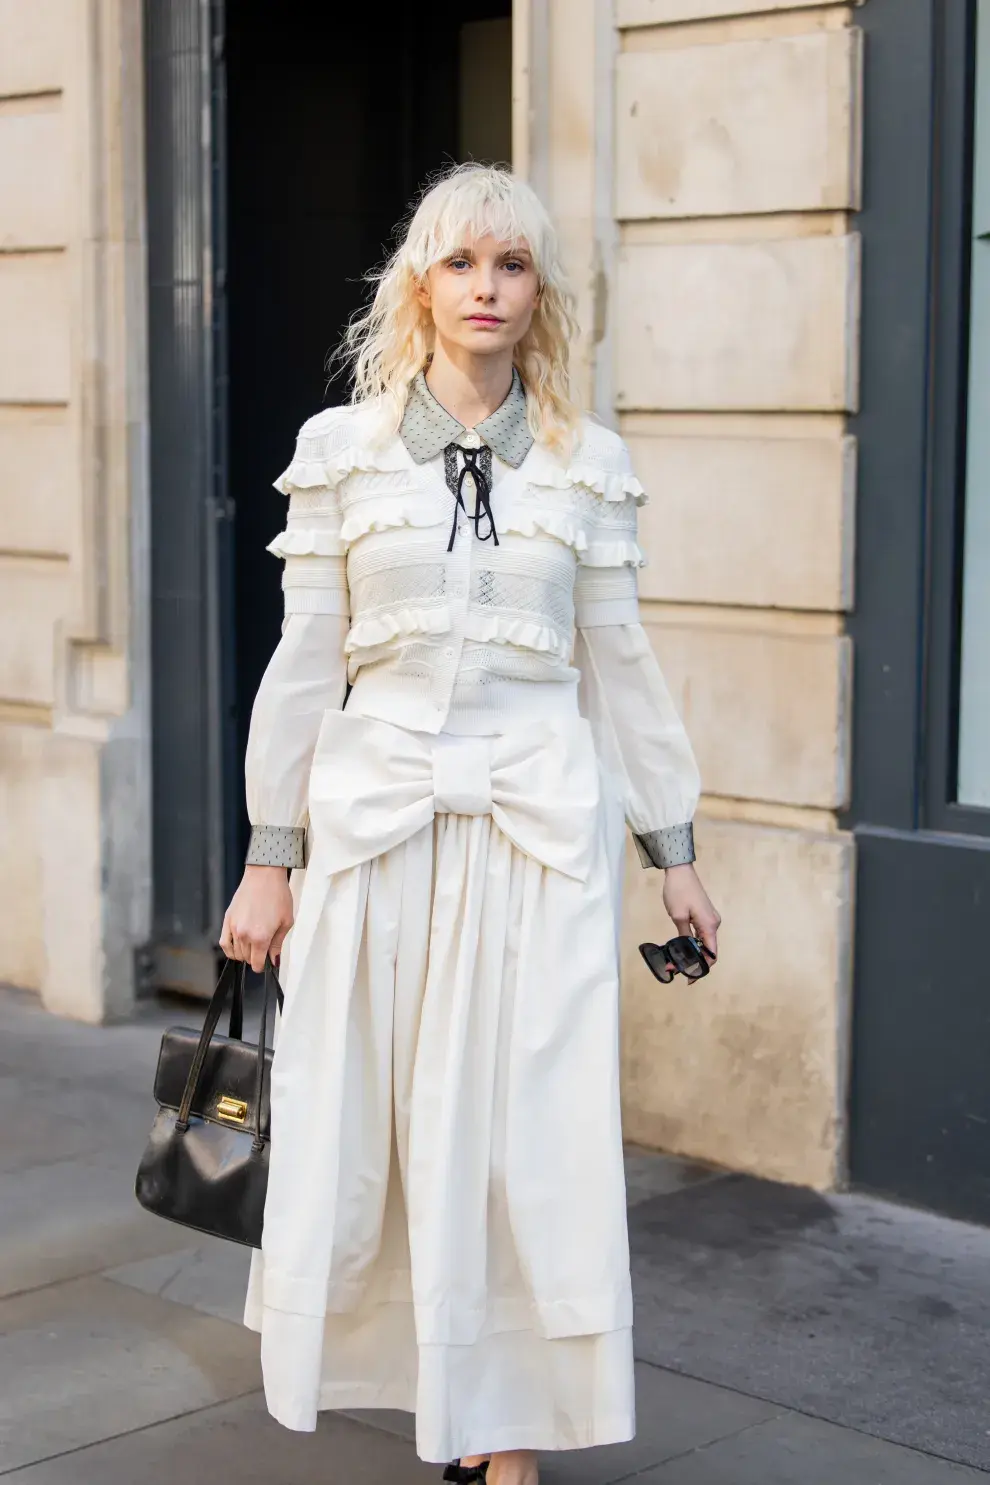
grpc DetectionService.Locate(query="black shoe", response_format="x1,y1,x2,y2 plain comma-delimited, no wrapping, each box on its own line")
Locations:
443,1463,490,1484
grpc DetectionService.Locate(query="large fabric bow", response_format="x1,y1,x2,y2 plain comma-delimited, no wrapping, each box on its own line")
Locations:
306,711,600,882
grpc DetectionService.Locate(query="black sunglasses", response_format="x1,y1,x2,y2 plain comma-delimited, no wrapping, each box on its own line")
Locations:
638,935,713,985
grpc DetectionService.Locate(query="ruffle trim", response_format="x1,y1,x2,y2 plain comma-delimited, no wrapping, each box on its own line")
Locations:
274,447,408,497
273,456,349,495
464,612,571,661
339,500,443,544
582,539,646,569
502,510,645,568
267,529,347,559
344,608,571,662
343,606,450,655
502,509,587,554
529,460,647,506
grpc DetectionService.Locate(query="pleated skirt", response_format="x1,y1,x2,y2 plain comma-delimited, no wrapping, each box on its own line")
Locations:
245,759,635,1462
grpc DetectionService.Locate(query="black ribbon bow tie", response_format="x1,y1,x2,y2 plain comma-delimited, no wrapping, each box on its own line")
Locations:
445,444,499,553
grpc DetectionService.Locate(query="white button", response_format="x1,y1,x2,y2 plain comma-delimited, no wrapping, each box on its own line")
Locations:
452,584,465,598
458,522,467,535
443,647,454,659
463,431,481,448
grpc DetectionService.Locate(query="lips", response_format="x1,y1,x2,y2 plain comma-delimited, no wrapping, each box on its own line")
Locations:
467,315,503,326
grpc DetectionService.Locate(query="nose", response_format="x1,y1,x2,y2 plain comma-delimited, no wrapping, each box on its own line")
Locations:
473,266,497,301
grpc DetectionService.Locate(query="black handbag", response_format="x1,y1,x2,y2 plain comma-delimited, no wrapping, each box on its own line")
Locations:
135,954,283,1248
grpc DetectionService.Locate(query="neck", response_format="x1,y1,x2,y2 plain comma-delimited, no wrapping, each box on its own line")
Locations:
424,340,514,429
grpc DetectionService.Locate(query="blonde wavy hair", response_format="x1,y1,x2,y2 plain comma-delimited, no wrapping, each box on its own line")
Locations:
341,164,582,452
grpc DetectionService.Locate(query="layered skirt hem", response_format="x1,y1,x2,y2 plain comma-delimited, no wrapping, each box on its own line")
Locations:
250,714,635,1461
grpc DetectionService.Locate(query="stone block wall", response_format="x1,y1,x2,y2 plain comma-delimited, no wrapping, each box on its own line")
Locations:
0,0,150,1019
521,0,863,1187
616,0,862,1189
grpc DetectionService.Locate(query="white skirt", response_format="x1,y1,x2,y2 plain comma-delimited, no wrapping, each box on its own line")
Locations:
244,712,636,1462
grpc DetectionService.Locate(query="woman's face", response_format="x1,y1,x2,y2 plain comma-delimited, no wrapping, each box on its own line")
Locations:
417,234,541,357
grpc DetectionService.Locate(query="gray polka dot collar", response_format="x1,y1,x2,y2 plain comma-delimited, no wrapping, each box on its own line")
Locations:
399,367,534,469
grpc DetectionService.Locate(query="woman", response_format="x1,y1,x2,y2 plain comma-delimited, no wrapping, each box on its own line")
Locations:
221,164,719,1485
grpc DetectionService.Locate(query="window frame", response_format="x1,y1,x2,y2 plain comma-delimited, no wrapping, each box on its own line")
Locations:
845,0,989,841
922,0,989,835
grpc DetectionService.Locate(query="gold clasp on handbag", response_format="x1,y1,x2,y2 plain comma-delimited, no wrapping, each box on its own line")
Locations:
217,1095,248,1124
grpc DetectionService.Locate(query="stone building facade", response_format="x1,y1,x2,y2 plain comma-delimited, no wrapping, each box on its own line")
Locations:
522,0,862,1191
0,0,150,1021
2,0,986,1218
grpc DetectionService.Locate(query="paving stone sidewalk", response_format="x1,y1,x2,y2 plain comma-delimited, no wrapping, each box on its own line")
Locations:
0,984,984,1483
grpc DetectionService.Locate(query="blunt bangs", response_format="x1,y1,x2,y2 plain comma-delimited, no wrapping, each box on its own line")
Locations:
340,164,581,453
407,170,552,283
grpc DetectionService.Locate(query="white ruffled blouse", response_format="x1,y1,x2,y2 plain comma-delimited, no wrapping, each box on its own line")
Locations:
244,371,700,871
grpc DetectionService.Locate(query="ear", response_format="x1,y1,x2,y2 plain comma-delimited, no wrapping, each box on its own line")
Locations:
414,276,431,309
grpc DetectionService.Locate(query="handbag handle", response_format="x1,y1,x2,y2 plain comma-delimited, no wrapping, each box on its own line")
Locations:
228,963,244,1042
251,959,278,1153
226,952,286,1041
175,955,284,1141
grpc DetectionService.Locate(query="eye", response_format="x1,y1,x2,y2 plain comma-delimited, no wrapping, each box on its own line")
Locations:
502,259,526,273
447,256,472,271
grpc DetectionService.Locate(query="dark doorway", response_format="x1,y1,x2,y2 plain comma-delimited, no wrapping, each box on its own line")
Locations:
223,0,513,887
146,0,511,993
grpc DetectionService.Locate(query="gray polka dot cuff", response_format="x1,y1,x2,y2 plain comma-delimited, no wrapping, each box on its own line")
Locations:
246,824,307,870
634,823,696,870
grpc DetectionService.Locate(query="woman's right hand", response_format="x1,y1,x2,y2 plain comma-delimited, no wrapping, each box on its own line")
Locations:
219,864,294,973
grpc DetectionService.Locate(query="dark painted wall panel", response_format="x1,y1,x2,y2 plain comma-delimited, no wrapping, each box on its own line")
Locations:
844,0,935,834
146,0,225,964
847,0,990,1220
851,829,990,1221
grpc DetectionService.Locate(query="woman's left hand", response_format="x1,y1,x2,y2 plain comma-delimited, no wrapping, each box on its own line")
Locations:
662,863,720,962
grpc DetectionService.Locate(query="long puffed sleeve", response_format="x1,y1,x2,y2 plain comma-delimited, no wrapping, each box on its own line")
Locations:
572,443,700,869
243,415,351,868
